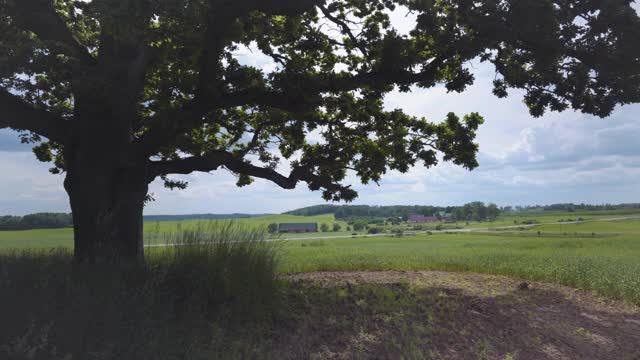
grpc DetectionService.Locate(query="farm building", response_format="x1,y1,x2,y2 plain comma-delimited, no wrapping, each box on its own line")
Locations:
408,215,440,223
278,223,318,233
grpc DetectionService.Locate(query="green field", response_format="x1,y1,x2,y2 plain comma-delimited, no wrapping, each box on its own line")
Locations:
278,222,640,304
0,214,350,248
2,211,640,304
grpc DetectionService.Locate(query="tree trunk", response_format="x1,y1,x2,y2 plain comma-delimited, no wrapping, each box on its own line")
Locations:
64,146,149,264
64,59,151,263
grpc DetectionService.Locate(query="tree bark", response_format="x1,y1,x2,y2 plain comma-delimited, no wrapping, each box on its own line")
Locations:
65,163,148,264
63,120,150,264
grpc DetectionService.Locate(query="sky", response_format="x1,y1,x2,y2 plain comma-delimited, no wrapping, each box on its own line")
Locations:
1,6,639,215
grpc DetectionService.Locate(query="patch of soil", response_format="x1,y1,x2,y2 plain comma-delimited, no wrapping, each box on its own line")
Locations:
277,271,640,360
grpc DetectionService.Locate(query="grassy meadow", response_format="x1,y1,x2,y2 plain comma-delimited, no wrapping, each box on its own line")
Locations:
279,226,640,304
0,214,350,248
2,210,640,305
2,213,640,359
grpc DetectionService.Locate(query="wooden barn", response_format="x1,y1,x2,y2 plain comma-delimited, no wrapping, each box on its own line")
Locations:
278,223,318,233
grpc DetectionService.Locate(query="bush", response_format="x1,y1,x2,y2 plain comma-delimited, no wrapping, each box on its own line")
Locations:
333,223,342,232
0,221,282,359
353,222,366,231
320,223,330,232
268,222,278,233
367,227,382,234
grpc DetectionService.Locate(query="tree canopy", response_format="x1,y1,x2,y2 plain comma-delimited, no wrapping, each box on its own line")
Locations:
3,0,638,200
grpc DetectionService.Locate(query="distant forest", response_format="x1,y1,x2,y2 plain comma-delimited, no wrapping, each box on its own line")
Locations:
285,203,640,222
284,203,500,222
0,213,270,231
2,203,638,231
0,213,73,231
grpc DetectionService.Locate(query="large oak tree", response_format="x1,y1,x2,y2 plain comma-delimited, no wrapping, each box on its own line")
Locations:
1,0,639,263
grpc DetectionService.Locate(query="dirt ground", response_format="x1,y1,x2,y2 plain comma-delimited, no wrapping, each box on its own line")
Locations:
281,271,640,360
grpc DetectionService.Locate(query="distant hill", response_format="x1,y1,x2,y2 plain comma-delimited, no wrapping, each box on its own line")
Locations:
143,213,273,222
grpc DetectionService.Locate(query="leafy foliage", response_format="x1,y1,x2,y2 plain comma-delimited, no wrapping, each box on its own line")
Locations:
1,0,639,203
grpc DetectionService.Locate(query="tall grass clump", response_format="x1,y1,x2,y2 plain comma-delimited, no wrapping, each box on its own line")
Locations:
0,221,282,360
148,221,283,321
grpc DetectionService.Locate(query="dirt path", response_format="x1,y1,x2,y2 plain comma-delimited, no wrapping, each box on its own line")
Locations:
282,271,640,360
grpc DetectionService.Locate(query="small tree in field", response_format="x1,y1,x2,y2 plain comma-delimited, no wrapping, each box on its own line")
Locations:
333,223,342,232
1,0,639,263
320,223,330,232
353,222,366,232
267,223,278,234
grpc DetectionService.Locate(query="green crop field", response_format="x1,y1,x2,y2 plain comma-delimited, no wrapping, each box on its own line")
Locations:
0,214,350,248
2,211,640,304
279,219,640,304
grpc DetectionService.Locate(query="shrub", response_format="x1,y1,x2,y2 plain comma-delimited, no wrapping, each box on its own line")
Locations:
268,222,278,233
333,223,342,232
320,223,330,232
353,222,366,231
367,227,382,234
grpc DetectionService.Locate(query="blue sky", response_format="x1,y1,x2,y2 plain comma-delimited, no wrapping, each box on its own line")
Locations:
1,6,639,215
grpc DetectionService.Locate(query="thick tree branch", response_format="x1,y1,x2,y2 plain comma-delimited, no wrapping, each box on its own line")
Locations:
8,0,95,65
149,150,351,195
0,89,70,142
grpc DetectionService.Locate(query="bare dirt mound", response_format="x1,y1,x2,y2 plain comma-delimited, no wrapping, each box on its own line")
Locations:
281,271,640,360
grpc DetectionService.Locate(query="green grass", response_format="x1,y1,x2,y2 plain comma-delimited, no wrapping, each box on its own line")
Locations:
279,220,640,304
0,227,73,248
2,218,640,358
2,212,640,305
463,208,640,228
0,213,349,247
148,213,346,233
0,222,282,359
533,219,640,233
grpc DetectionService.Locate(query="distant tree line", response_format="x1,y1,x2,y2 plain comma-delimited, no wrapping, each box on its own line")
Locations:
286,203,500,222
502,203,640,212
449,202,500,222
286,205,454,219
1,212,277,231
0,213,73,231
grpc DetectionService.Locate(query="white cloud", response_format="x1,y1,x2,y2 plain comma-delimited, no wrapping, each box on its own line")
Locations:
0,152,68,215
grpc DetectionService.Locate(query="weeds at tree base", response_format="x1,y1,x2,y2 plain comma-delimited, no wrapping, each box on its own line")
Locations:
0,222,282,360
